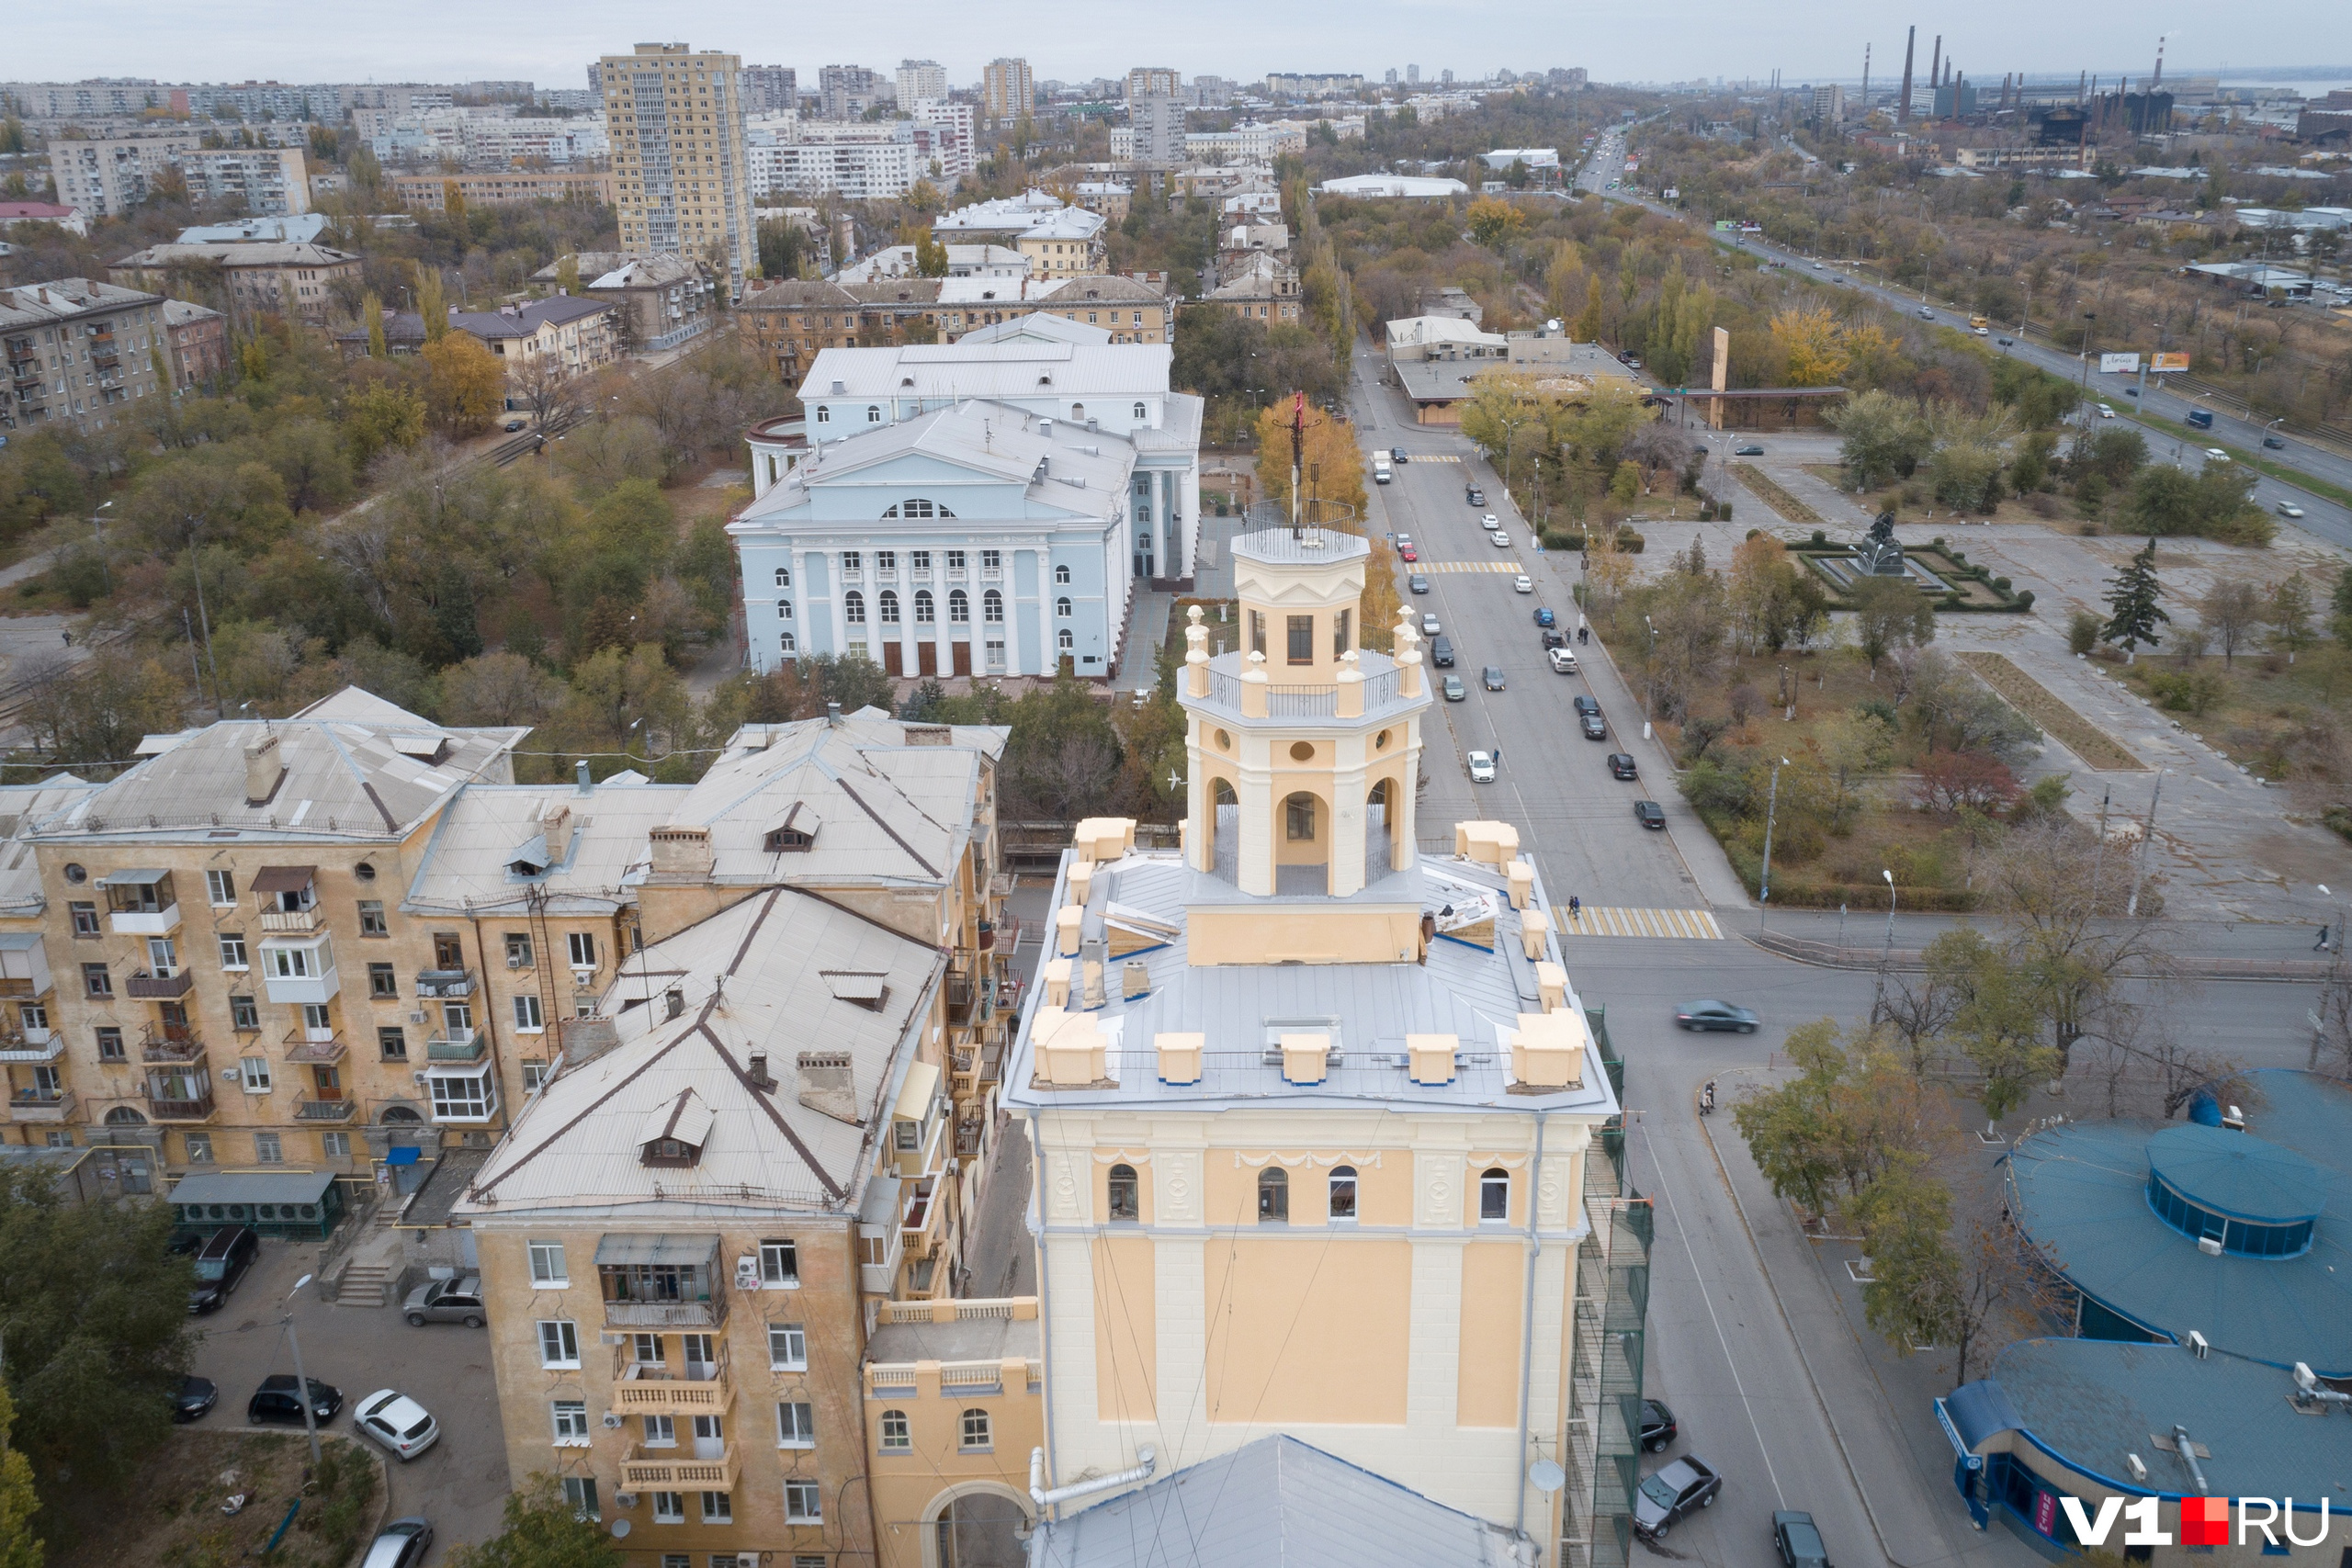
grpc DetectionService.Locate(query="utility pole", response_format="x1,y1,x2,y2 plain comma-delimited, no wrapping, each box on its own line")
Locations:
1758,757,1790,924
2126,773,2165,918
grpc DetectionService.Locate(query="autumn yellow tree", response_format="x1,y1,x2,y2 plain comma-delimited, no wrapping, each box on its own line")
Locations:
1466,195,1528,251
1252,402,1367,522
1771,303,1852,388
423,333,506,434
413,261,447,342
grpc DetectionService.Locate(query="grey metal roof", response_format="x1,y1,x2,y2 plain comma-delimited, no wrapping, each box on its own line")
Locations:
0,775,96,912
594,1233,720,1267
458,886,944,1221
1034,1435,1523,1568
168,1169,339,1206
402,782,691,915
1962,1338,2352,1505
2007,1070,2352,1374
957,312,1111,346
800,342,1171,402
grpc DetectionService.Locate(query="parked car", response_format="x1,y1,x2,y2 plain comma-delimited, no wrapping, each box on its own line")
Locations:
1773,1510,1833,1568
1547,647,1579,674
188,1225,259,1314
1467,750,1497,783
2263,434,2287,450
1734,444,1765,456
1489,530,1510,548
1916,306,1935,320
1640,1398,1678,1451
1541,628,1566,649
1579,711,1608,740
1608,753,1639,780
1572,695,1600,716
1430,637,1455,668
502,418,526,433
1466,485,1486,504
2097,403,2116,418
1482,665,1506,692
1676,999,1759,1032
1996,336,2015,347
1481,513,1501,531
1442,675,1466,701
403,1275,486,1327
1634,1456,1722,1540
354,1389,440,1461
1634,800,1666,829
1533,606,1556,627
2277,502,2306,519
360,1519,435,1568
173,1375,219,1423
249,1374,343,1427
1514,574,1533,593
1397,543,1418,561
1409,574,1431,593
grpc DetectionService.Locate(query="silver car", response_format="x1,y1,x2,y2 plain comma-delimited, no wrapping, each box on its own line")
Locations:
403,1275,485,1327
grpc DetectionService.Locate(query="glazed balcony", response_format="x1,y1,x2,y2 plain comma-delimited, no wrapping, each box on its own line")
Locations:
618,1442,737,1493
143,1082,216,1122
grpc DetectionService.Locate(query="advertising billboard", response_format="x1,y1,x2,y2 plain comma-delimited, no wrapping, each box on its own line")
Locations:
2150,352,2191,373
2099,353,2143,374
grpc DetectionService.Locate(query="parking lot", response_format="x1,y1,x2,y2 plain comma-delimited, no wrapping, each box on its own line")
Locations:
187,1227,510,1562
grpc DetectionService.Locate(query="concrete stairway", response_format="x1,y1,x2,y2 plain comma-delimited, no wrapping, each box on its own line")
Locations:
334,1261,392,1308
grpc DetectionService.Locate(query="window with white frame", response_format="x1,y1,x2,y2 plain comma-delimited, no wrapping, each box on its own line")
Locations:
514,994,544,1032
768,1322,807,1370
528,1240,567,1286
653,1493,685,1525
1133,400,1147,418
1055,596,1071,617
560,1475,598,1520
701,1492,732,1524
523,1061,550,1092
240,1056,272,1092
983,589,1004,623
643,1413,676,1446
216,934,247,968
1057,628,1074,651
774,566,790,587
959,1407,991,1451
551,1400,589,1444
776,1401,814,1447
1054,563,1071,584
1480,1167,1510,1222
759,1241,798,1287
568,932,597,968
427,1067,496,1122
322,1131,350,1158
980,548,1001,572
785,1481,821,1522
878,1408,910,1450
948,589,969,623
775,598,792,620
205,869,236,905
537,1318,581,1368
254,1133,282,1164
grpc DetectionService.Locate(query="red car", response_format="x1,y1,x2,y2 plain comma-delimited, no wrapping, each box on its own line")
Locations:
1397,544,1418,561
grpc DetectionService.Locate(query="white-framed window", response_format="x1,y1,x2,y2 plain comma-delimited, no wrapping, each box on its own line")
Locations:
1134,400,1147,417
815,406,830,423
186,1132,214,1163
254,1133,282,1164
878,1407,910,1450
322,1131,350,1158
653,1493,685,1524
843,590,865,624
1057,629,1074,652
514,994,544,1032
983,589,1004,623
775,598,792,620
561,1475,598,1520
780,632,797,652
913,589,934,624
948,589,969,623
568,932,597,968
865,405,880,423
643,1413,676,1446
878,590,900,624
1054,563,1071,584
774,565,790,587
768,1322,807,1370
427,1067,496,1122
218,934,248,970
523,1061,550,1092
537,1318,581,1368
759,1241,798,1287
551,1400,590,1445
960,1407,992,1451
785,1480,822,1523
776,1401,814,1448
205,869,236,905
1329,1165,1358,1221
980,548,1001,572
1480,1167,1510,1222
1055,596,1071,617
240,1056,272,1093
528,1240,567,1286
701,1491,732,1524
267,942,323,978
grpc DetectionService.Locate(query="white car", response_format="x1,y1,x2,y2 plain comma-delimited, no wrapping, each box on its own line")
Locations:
354,1390,439,1462
1482,513,1500,529
1420,613,1442,636
1548,647,1580,674
2278,501,2306,519
1513,574,1534,593
2203,448,2230,464
1490,530,1511,548
2097,404,2116,418
1467,750,1497,784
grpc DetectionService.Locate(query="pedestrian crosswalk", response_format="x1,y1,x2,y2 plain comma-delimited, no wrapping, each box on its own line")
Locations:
1413,560,1524,573
1554,906,1725,940
1398,453,1463,463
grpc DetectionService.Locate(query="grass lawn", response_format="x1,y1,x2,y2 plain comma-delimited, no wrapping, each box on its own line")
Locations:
2104,643,2352,789
1956,653,2145,771
1799,464,2083,531
1730,462,1822,525
51,1431,379,1568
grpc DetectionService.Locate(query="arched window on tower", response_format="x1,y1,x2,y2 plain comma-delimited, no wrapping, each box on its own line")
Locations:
913,590,935,624
1257,1167,1288,1223
1329,1165,1358,1222
1480,1168,1510,1223
877,590,901,624
982,590,1004,624
1107,1164,1139,1222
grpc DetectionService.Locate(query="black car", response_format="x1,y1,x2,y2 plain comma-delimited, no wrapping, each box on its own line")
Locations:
1465,485,1486,505
167,1229,209,1258
1634,800,1666,829
1571,694,1600,716
249,1374,343,1427
2263,434,2287,450
1430,637,1456,668
1773,1510,1833,1568
1634,1455,1722,1540
1608,753,1638,781
173,1375,218,1423
1640,1399,1678,1452
1541,628,1566,649
1677,999,1759,1032
1734,444,1766,457
1482,665,1506,692
1579,711,1608,741
1409,574,1431,594
188,1224,259,1314
1390,447,1408,464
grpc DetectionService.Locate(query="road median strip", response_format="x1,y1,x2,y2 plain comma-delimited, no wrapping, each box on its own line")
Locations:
1954,651,2147,773
1729,462,1823,525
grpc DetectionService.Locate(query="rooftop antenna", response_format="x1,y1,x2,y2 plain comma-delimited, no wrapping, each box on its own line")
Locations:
1288,390,1306,540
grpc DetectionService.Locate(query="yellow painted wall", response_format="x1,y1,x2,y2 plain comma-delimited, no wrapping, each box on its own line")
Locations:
1091,1236,1158,1422
1204,1237,1409,1425
1096,1153,1154,1224
1461,1159,1524,1228
1457,1241,1525,1427
1186,904,1420,966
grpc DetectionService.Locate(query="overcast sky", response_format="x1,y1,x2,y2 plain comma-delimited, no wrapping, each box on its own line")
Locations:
11,0,2349,91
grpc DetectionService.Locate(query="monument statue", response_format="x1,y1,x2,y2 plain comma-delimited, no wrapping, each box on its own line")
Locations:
1855,511,1906,577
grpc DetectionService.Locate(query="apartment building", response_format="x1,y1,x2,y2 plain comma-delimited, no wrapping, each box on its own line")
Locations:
108,242,362,324
1000,540,1640,1561
182,148,313,217
332,299,619,394
161,299,228,391
1124,68,1180,102
528,253,716,354
752,123,922,202
0,278,169,438
861,1299,1043,1568
1128,94,1186,168
389,169,617,212
896,61,948,107
1199,250,1303,323
817,64,889,123
981,59,1034,122
739,272,1173,383
48,133,202,218
741,65,796,115
600,43,756,294
933,191,1105,276
911,100,977,185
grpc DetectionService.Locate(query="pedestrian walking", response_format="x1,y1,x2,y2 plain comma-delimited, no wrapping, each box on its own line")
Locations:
2318,925,2333,953
60,630,72,647
1568,895,1581,919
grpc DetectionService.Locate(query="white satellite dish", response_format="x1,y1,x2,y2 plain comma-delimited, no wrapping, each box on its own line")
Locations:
1528,1460,1566,1495
611,1518,631,1539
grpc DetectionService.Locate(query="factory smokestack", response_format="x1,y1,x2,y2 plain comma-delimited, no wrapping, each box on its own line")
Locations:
1861,43,1871,111
1898,26,1916,124
2153,35,2165,87
1929,35,1942,101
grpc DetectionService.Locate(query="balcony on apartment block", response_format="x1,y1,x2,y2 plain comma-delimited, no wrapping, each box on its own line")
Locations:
0,933,55,1000
291,1092,356,1122
125,967,193,1000
609,1343,733,1416
618,1442,738,1494
283,1028,346,1066
596,1234,728,1330
141,1023,203,1063
415,969,475,999
6,1089,74,1123
102,870,179,935
142,1076,215,1122
425,1029,484,1063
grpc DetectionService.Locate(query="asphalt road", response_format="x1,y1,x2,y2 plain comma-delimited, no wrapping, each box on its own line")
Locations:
1575,133,2352,553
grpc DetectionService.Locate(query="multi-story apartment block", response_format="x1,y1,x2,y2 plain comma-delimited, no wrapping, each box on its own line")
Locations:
741,64,797,115
1199,250,1303,323
817,64,889,123
1186,119,1310,164
1001,539,1642,1562
600,43,756,295
48,133,202,219
0,278,169,438
160,299,228,392
861,1297,1043,1568
750,122,922,202
1128,94,1187,168
933,191,1105,276
1124,67,1180,102
910,99,977,185
457,117,612,165
181,148,313,217
732,334,1204,674
981,59,1035,122
334,299,620,399
389,170,617,213
108,242,362,325
1,80,185,118
896,61,948,107
528,253,716,355
739,273,1174,385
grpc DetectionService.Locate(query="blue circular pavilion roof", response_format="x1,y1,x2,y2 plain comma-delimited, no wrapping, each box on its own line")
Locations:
2146,1123,2330,1224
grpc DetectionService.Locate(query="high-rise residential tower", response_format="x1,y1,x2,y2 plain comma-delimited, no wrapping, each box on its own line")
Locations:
600,42,756,294
982,58,1034,120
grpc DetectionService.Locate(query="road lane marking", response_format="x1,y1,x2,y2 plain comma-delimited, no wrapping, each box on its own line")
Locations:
1555,906,1724,939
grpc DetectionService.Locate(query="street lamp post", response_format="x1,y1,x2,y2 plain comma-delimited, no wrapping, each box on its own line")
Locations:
284,1273,321,1468
91,500,113,592
2078,312,2097,388
1758,756,1791,921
